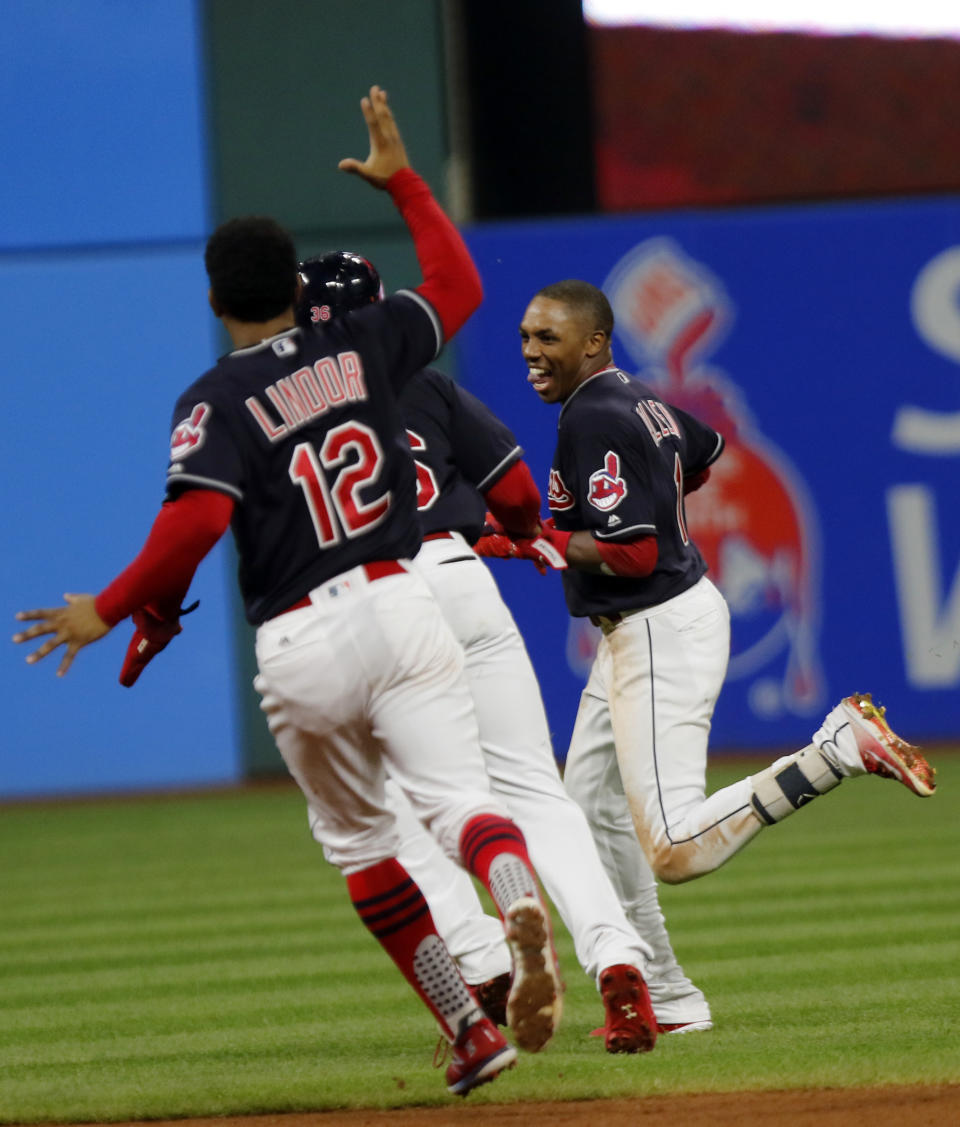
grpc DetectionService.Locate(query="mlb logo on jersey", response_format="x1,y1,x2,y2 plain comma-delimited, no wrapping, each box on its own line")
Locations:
170,402,211,461
587,451,627,511
273,337,299,357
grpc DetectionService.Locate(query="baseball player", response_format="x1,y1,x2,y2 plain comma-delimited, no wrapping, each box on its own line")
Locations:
12,87,565,1098
294,251,713,1054
479,278,935,960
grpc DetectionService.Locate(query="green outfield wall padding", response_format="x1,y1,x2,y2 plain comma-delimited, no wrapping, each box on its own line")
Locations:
202,1,454,776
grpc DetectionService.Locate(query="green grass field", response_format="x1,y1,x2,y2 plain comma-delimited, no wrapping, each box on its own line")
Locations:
2,754,958,1123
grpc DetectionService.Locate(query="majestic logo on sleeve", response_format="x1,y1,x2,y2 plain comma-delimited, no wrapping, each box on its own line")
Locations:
170,402,211,461
587,451,627,511
547,468,575,511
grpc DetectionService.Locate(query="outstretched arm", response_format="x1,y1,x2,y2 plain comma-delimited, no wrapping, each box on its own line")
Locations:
339,86,481,340
13,489,233,677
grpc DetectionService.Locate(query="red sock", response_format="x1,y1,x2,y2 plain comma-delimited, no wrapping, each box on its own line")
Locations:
346,857,479,1040
459,814,539,919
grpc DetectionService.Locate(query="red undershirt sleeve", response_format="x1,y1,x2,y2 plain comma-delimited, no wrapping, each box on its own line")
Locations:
595,535,658,578
683,466,711,495
483,461,542,537
386,168,483,340
94,489,235,627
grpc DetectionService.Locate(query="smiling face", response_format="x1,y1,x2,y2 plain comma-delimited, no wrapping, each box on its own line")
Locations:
520,294,611,404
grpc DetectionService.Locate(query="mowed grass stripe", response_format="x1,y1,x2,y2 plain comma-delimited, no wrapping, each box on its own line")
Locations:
0,905,354,964
648,917,957,958
3,1006,418,1069
1,989,396,1045
656,872,954,914
0,948,389,1009
1,867,331,912
0,891,359,942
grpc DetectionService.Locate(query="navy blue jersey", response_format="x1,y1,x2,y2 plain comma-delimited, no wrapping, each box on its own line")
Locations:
548,366,724,618
401,368,523,544
165,290,442,624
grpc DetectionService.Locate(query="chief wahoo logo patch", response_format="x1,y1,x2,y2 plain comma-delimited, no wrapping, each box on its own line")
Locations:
588,451,627,511
170,402,211,461
548,467,575,511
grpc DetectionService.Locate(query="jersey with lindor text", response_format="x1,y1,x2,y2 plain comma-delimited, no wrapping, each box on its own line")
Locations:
548,366,724,618
165,291,442,624
401,368,523,544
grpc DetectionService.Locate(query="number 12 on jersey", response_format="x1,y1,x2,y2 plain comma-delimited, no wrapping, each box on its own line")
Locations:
289,422,391,547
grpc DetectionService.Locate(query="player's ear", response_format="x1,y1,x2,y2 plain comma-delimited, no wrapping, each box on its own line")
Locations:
585,329,608,358
208,288,223,318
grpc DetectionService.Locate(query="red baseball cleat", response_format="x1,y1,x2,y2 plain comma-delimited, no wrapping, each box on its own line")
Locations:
599,963,657,1054
445,1017,517,1096
839,693,936,796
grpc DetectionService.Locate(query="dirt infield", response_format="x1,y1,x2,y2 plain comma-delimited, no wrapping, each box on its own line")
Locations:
72,1086,960,1127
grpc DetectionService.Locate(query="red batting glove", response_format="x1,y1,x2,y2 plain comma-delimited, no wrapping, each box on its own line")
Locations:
538,518,573,560
479,511,506,537
119,602,195,687
512,523,570,572
474,532,520,560
474,531,549,574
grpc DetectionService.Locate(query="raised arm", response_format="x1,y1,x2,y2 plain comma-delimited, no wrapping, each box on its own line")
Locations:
339,86,482,340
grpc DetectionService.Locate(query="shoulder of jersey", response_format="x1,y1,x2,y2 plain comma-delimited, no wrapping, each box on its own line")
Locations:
416,364,452,387
183,362,228,401
565,370,631,415
403,365,454,401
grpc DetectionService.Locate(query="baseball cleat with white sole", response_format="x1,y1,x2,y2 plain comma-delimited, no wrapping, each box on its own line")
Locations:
839,692,936,797
658,1019,713,1034
505,896,563,1052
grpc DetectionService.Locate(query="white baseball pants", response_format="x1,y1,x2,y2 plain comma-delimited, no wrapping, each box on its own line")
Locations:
254,561,507,875
403,533,653,984
564,575,763,886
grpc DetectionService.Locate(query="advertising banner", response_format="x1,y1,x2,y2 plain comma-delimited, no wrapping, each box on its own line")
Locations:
458,198,960,753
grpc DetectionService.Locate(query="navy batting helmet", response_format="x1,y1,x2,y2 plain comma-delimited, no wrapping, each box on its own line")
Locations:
297,251,383,327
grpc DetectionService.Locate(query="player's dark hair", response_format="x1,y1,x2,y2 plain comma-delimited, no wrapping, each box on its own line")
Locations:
536,279,614,338
205,217,298,323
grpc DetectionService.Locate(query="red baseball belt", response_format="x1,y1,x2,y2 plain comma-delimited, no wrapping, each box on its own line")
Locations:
273,559,406,619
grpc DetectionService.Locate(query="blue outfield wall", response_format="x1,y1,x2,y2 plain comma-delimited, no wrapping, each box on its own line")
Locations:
1,1,240,798
458,198,960,755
